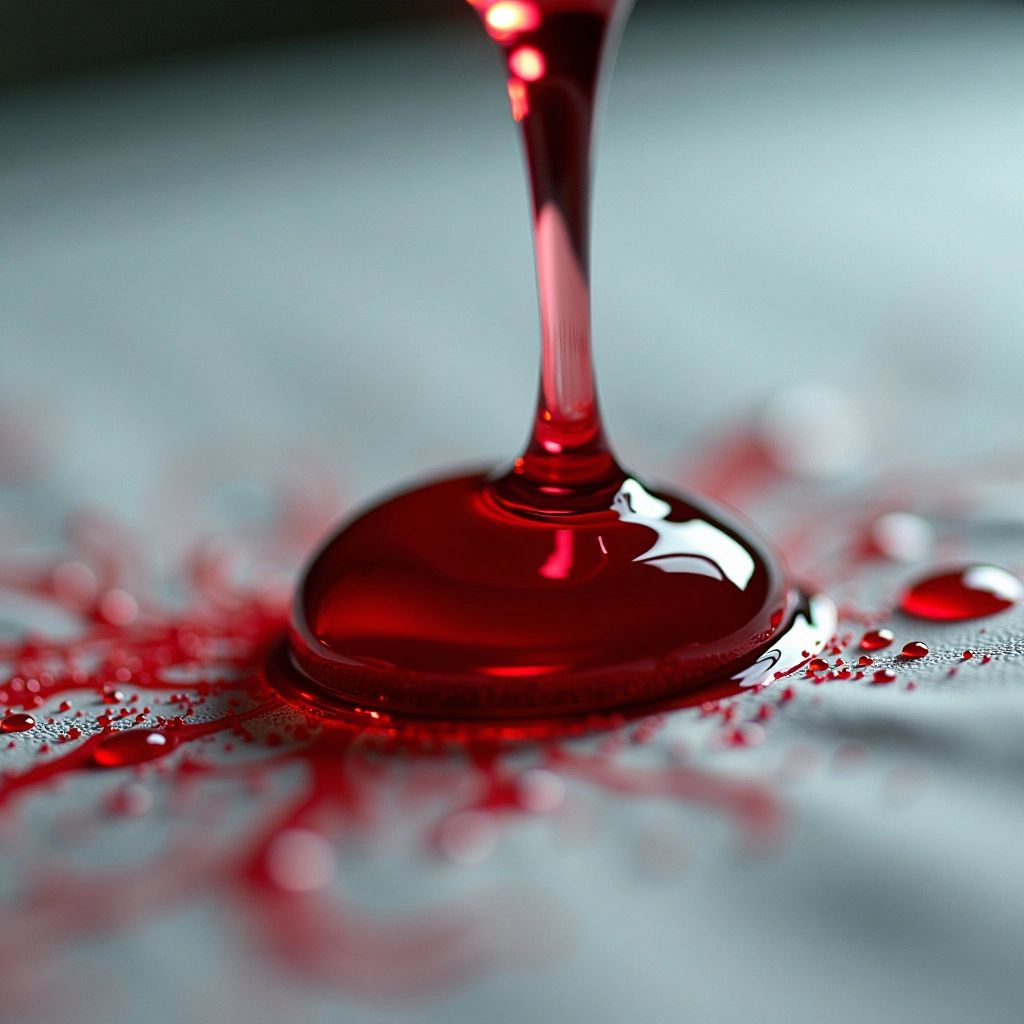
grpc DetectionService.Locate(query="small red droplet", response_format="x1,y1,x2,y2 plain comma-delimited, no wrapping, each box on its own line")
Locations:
724,725,765,748
860,628,895,651
962,650,973,660
92,729,177,768
858,655,873,667
872,669,897,685
901,641,929,660
808,657,829,672
0,713,36,733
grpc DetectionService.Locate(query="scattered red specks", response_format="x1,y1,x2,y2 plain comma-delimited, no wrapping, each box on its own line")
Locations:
723,725,766,748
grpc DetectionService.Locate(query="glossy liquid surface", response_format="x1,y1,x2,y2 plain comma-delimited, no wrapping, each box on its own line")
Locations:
273,471,832,737
269,0,830,736
899,565,1022,622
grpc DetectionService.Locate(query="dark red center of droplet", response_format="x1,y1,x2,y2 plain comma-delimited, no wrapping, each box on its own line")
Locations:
860,628,895,651
1,713,37,734
92,729,177,768
899,564,1023,622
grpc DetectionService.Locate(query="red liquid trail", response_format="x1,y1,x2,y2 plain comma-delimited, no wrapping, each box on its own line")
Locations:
274,0,829,735
0,481,793,1004
899,564,1023,622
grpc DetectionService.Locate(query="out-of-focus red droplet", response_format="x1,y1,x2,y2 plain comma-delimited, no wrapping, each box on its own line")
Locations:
900,565,1022,622
872,669,897,685
808,658,829,673
901,641,929,660
858,655,873,667
509,45,546,82
507,78,530,121
860,628,895,651
99,589,138,626
92,729,177,768
480,1,541,42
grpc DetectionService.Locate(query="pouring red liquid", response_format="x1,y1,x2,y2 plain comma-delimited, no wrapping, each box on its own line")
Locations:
266,0,833,738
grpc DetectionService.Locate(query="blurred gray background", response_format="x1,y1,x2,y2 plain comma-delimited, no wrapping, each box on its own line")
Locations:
3,1,1024,516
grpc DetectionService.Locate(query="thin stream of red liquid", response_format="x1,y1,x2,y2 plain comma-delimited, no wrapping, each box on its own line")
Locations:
276,0,814,735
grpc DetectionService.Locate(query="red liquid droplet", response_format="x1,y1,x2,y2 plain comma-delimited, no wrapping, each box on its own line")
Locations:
899,564,1023,622
860,628,895,651
266,0,833,737
92,729,177,768
901,641,929,660
276,473,821,736
1,713,36,734
872,669,897,685
857,655,873,667
808,658,829,673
